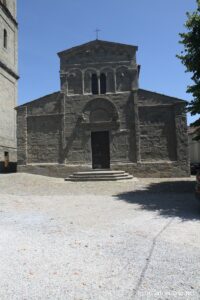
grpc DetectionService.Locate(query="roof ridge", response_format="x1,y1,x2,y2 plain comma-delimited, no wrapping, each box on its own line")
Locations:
16,91,61,109
138,88,187,103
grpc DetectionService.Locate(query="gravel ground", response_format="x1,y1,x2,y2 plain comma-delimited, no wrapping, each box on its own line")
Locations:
0,173,199,300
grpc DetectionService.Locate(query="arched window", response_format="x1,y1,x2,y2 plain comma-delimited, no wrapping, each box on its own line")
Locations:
100,73,106,94
116,66,131,92
92,74,98,95
3,29,7,49
67,69,82,95
100,68,115,93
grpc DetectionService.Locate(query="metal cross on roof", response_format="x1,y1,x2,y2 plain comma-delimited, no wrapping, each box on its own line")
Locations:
95,28,101,40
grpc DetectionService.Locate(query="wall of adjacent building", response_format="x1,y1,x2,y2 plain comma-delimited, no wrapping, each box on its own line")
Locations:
188,134,200,164
0,0,18,170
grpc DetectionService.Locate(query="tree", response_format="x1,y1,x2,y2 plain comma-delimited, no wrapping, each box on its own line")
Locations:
177,0,200,140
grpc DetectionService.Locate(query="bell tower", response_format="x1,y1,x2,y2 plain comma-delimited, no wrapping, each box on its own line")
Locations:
0,0,18,172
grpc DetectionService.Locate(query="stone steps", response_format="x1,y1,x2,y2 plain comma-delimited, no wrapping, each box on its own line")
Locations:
65,170,133,181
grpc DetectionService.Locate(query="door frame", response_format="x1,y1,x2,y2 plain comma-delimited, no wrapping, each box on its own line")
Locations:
91,130,110,169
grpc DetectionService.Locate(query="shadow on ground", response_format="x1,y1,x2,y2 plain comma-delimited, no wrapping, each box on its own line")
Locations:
115,180,200,221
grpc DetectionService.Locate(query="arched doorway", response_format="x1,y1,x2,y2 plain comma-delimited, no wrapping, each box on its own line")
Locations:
82,98,119,169
91,131,110,169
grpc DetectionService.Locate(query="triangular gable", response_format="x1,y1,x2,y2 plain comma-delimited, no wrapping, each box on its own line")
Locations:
138,89,187,105
58,39,138,65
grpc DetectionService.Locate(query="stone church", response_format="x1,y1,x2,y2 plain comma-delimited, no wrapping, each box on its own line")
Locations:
0,0,18,172
16,40,189,177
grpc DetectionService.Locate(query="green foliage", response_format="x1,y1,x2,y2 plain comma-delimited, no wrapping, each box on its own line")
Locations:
177,0,200,139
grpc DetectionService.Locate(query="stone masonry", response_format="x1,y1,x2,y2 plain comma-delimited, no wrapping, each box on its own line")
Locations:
0,0,18,172
16,40,190,177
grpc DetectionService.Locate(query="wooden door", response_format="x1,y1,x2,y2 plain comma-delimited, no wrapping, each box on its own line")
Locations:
91,131,110,169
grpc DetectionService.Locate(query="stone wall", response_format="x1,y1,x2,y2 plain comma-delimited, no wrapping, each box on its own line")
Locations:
17,93,63,164
18,161,190,178
16,91,190,177
0,69,17,150
139,105,177,161
17,106,27,165
17,91,138,166
16,89,190,178
0,1,18,73
0,0,18,171
63,92,137,164
27,115,62,163
0,0,17,19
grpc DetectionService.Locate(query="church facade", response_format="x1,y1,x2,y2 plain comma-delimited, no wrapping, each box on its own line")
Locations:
16,40,189,177
0,0,18,172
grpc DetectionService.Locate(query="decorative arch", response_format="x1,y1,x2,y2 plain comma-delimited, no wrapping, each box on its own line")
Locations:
84,68,98,94
116,66,131,92
67,68,82,95
82,98,119,125
100,67,115,93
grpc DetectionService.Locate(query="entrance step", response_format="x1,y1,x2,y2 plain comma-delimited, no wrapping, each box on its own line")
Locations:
65,170,133,181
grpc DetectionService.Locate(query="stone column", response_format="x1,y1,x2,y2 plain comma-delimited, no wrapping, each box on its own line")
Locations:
98,71,100,94
66,75,69,96
82,71,85,95
114,69,117,93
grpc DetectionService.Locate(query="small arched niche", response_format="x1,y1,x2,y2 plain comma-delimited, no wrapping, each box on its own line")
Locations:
82,98,119,125
67,69,82,95
116,66,131,92
90,108,111,123
84,69,97,94
100,68,115,93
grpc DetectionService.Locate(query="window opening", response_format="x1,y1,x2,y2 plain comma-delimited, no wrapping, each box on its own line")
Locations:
91,74,98,94
3,29,7,48
4,151,9,168
100,73,107,94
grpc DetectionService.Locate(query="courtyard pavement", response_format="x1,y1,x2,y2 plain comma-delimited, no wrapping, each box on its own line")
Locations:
0,173,199,300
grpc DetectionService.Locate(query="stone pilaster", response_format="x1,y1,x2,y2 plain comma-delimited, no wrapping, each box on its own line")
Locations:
17,106,27,165
134,91,141,162
174,103,189,165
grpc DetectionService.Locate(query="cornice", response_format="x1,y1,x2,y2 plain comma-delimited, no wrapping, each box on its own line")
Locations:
0,2,18,27
0,60,19,79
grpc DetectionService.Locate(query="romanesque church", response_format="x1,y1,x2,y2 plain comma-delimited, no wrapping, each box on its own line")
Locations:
16,40,189,177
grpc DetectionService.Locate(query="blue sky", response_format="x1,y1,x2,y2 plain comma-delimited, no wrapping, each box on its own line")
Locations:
18,0,197,124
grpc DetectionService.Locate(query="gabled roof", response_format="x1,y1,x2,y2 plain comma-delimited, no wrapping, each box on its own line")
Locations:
138,89,187,105
57,39,138,57
16,91,61,109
